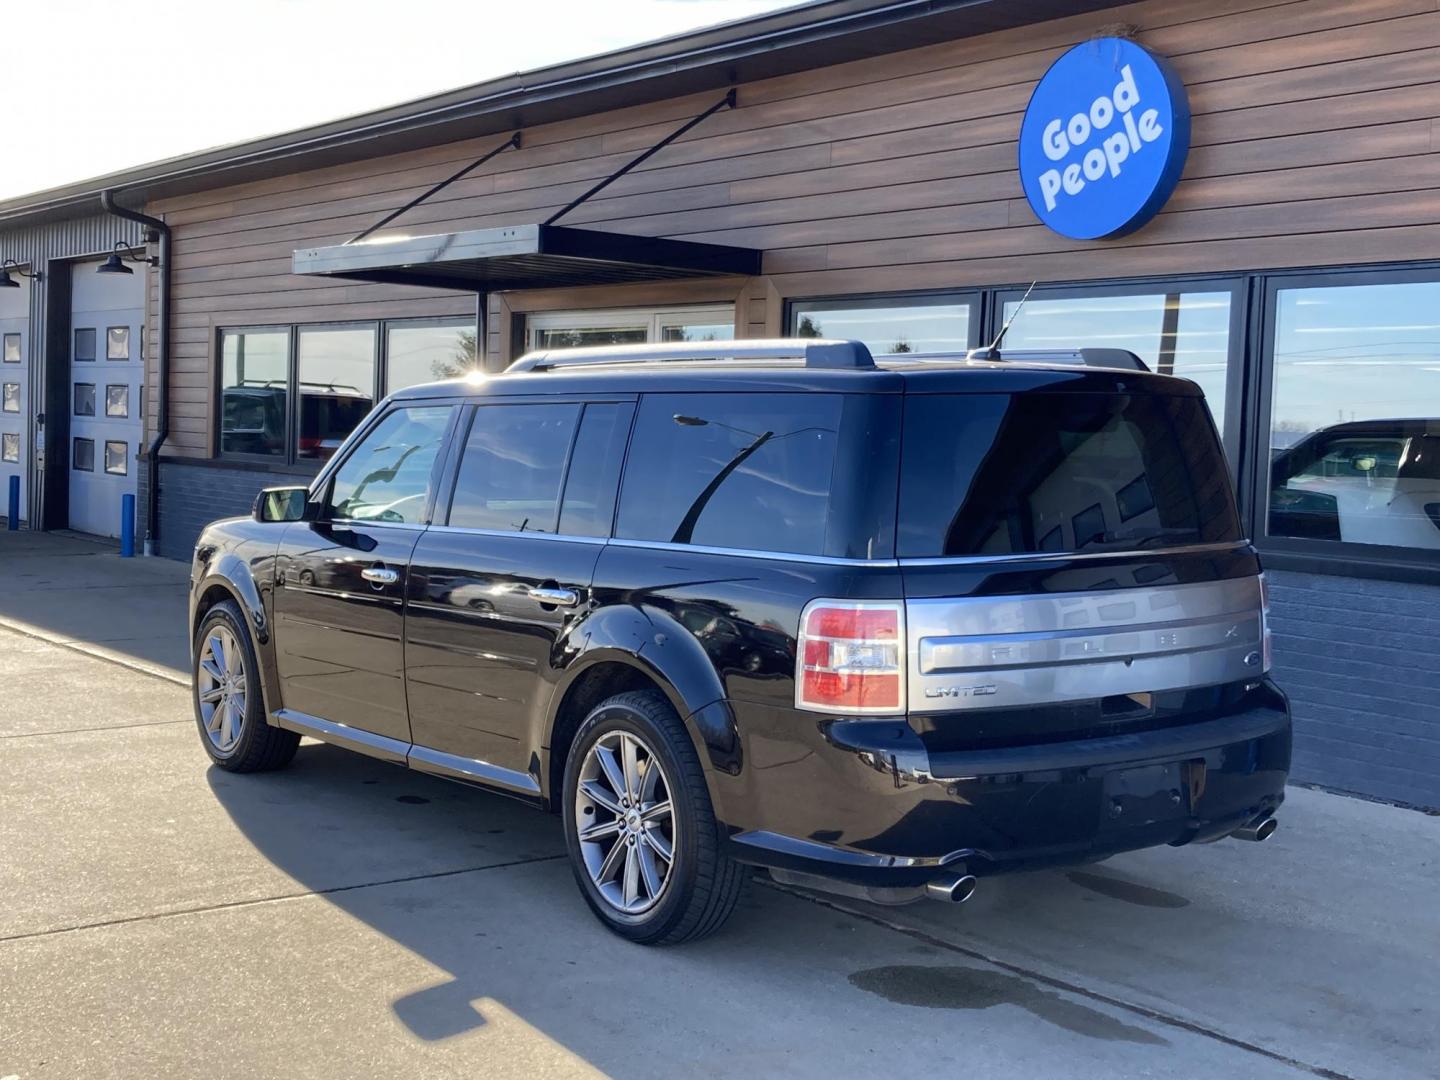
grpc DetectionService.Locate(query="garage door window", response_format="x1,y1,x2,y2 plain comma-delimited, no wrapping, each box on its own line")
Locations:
74,383,95,416
3,334,18,363
104,441,128,476
1,433,18,462
74,328,95,362
107,326,130,361
2,383,18,413
73,438,94,471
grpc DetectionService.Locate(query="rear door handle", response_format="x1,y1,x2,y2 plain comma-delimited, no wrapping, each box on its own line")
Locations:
361,567,399,585
527,585,579,607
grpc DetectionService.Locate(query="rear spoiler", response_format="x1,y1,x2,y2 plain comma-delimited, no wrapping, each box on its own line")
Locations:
964,347,1149,372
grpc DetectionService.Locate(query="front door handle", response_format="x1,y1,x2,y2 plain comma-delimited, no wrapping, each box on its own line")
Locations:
527,585,579,608
361,567,400,585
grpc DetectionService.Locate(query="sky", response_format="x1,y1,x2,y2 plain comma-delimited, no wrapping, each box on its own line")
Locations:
0,0,807,201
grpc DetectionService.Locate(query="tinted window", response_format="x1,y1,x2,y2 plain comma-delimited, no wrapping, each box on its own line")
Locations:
386,319,476,393
448,404,579,533
792,297,972,355
558,403,633,538
326,406,452,524
220,329,288,458
617,393,842,556
297,326,376,461
1267,280,1440,551
899,392,1239,557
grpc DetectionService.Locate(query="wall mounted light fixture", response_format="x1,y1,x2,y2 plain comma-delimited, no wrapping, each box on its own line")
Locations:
97,240,156,276
0,258,42,288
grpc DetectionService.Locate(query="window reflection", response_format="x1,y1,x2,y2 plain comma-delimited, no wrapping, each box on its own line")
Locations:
793,299,971,355
1268,281,1440,550
1001,292,1233,432
386,320,477,392
220,330,288,458
297,326,376,460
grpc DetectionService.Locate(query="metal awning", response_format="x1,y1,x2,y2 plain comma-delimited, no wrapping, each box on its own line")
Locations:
292,223,761,292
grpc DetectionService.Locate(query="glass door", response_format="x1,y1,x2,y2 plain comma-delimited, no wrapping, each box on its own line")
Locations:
528,305,734,350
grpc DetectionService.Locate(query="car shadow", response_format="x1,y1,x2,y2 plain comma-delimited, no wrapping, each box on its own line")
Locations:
206,741,1173,1067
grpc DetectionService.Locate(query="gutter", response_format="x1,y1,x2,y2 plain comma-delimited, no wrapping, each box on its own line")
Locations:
100,190,169,557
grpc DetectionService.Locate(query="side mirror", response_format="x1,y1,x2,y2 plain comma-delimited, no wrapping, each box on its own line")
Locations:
253,485,311,523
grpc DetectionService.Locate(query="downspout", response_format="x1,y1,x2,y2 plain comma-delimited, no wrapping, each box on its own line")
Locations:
101,190,169,556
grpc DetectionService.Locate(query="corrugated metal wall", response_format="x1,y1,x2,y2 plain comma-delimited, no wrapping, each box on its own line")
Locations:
0,211,145,523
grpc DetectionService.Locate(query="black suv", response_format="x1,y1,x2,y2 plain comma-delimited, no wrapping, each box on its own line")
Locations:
189,339,1290,944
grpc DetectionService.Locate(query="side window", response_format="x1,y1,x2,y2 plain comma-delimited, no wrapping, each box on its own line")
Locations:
615,392,841,556
447,403,580,533
558,403,634,538
325,406,452,524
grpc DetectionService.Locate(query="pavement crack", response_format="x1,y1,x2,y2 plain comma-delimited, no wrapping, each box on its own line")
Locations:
0,719,191,740
0,854,567,946
761,879,1357,1080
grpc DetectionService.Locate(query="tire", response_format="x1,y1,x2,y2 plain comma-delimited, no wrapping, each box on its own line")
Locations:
562,689,745,945
192,599,298,773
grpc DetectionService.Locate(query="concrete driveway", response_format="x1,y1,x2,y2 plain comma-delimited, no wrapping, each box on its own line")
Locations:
1,533,1438,1079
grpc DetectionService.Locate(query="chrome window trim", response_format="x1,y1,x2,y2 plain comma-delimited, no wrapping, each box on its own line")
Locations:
897,540,1250,567
606,537,898,567
424,524,607,545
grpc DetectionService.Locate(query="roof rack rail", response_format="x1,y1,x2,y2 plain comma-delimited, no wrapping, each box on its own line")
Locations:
506,337,876,373
962,347,1150,372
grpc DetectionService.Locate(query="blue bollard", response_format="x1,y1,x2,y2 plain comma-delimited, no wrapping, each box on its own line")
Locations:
120,493,135,557
6,474,17,530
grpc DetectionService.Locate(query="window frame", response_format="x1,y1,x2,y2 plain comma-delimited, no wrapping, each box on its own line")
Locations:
216,315,478,469
72,436,94,472
73,327,96,363
73,382,96,417
785,290,983,355
105,384,130,418
2,333,19,364
1247,264,1440,580
103,440,129,476
0,432,18,463
2,382,18,414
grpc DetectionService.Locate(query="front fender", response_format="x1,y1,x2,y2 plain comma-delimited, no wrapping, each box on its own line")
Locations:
547,603,741,775
191,522,282,719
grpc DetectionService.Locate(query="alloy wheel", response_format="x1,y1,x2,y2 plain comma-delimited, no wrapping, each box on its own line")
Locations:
197,625,247,753
574,729,677,915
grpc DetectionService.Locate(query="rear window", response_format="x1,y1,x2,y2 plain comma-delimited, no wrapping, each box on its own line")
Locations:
616,392,900,558
898,392,1240,558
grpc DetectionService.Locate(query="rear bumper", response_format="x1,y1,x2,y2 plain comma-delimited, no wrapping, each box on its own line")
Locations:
719,682,1291,887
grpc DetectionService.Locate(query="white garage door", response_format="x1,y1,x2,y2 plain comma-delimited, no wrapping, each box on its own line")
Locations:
0,277,30,524
69,261,145,538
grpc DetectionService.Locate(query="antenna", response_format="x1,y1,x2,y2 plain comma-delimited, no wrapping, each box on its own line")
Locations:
977,280,1038,361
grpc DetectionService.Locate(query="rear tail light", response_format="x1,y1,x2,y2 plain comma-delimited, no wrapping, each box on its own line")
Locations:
796,599,906,713
1258,573,1273,673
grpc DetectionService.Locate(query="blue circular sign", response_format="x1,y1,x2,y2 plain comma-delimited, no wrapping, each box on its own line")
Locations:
1019,38,1190,240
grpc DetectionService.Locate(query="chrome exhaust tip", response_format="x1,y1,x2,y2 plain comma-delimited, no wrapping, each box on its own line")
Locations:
925,871,978,903
1230,816,1278,843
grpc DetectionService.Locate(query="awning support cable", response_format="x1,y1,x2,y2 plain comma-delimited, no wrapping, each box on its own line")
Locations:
345,132,522,245
544,89,737,226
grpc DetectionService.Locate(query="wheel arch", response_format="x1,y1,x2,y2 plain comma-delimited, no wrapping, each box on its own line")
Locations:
191,555,278,720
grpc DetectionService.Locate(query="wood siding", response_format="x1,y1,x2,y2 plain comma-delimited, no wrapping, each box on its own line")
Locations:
147,0,1440,457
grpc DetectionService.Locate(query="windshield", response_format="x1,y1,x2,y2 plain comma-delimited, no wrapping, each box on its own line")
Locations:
898,391,1241,558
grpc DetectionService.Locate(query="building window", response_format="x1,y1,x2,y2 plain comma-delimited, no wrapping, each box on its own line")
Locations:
2,383,18,413
1,433,18,463
107,326,131,361
1265,277,1440,554
528,305,734,351
105,385,129,418
790,294,976,355
219,328,289,459
296,325,376,461
2,333,18,363
74,383,96,416
74,328,96,362
104,440,128,475
73,437,94,471
218,317,475,465
994,284,1239,439
385,319,476,394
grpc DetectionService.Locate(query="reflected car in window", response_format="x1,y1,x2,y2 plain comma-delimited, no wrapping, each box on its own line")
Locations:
1269,419,1440,548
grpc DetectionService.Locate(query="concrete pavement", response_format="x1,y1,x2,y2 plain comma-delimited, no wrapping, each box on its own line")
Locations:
2,530,1438,1079
0,529,190,679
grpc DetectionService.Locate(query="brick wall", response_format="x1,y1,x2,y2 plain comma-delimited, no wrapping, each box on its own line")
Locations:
1268,570,1440,809
153,460,300,560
